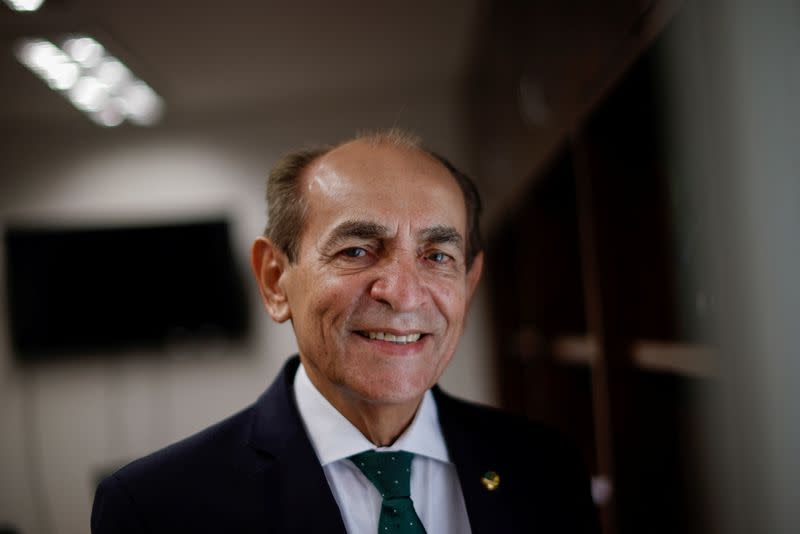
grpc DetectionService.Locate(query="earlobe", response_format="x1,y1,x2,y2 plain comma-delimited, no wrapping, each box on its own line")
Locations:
251,236,292,323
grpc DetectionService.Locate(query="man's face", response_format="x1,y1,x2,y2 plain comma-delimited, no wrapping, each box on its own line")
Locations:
279,140,482,406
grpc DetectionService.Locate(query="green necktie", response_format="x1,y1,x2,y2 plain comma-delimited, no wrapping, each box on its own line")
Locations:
349,450,427,534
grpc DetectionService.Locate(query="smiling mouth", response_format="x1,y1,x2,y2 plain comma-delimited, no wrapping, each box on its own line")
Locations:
355,331,424,344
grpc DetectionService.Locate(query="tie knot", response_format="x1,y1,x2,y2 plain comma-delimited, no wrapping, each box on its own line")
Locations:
349,450,414,499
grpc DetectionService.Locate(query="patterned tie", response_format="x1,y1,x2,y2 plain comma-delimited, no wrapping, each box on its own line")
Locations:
349,450,427,534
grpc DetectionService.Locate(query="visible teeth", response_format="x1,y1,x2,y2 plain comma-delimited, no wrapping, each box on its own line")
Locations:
366,332,422,344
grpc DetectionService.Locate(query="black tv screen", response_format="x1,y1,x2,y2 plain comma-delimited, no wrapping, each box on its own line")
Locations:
4,219,249,360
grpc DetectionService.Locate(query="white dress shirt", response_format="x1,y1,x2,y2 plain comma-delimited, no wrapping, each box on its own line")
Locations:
293,364,472,534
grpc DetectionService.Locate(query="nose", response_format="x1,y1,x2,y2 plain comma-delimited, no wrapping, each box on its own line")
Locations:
369,255,426,312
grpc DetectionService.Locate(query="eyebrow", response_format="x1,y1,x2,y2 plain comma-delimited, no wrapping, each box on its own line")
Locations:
419,225,463,249
321,220,463,251
323,220,390,250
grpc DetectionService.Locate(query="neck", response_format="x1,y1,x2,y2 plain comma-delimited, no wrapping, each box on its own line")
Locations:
339,396,421,447
301,361,422,447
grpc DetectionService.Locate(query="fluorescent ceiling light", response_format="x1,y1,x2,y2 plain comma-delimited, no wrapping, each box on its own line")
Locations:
68,75,108,112
3,0,44,12
17,40,78,90
63,36,104,68
15,35,164,127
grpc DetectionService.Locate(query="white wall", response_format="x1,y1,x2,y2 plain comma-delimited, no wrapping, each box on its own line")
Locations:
0,84,497,534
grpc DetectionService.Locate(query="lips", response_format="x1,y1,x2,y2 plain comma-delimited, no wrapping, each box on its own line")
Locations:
355,331,425,344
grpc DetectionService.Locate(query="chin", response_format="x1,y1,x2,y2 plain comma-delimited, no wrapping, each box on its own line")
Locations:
349,373,431,405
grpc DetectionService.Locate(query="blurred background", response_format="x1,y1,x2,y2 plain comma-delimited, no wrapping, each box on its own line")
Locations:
1,1,799,533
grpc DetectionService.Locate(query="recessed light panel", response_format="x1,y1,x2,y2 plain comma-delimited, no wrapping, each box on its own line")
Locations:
3,0,45,12
16,35,164,127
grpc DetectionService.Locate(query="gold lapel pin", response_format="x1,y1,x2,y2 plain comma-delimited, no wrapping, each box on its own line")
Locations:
481,470,500,491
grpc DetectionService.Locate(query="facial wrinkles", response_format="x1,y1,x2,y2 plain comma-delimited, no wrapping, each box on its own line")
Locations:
307,153,466,242
348,264,442,335
322,171,439,222
298,217,465,349
301,147,467,323
347,302,439,337
391,219,463,293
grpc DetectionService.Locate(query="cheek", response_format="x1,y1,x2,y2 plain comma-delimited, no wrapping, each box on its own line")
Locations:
429,282,467,327
300,275,363,332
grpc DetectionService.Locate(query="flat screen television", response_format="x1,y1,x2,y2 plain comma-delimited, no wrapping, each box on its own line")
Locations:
4,219,249,361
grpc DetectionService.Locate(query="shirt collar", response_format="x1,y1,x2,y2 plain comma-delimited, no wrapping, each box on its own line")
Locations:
293,362,450,466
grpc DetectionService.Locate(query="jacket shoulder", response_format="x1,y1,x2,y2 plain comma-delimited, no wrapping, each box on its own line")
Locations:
434,388,577,456
117,402,261,483
91,404,270,533
434,388,600,533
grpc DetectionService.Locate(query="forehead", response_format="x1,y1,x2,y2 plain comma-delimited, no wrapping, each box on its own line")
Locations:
300,141,467,241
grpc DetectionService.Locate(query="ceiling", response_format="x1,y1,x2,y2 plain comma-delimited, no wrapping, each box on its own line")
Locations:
0,0,484,125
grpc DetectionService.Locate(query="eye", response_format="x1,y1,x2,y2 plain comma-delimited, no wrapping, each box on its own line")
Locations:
427,251,453,264
341,247,367,258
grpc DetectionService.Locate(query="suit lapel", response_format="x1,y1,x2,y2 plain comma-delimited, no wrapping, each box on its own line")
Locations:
246,356,347,534
434,387,515,533
244,359,520,533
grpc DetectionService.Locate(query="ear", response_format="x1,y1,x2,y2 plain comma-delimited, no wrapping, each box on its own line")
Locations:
465,251,484,304
251,236,292,323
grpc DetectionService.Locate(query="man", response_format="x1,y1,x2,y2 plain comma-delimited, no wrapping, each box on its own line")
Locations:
91,130,599,533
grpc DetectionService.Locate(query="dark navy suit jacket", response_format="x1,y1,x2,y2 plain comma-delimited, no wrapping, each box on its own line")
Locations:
91,356,599,533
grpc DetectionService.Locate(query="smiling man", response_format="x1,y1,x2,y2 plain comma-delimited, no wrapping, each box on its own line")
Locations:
91,130,599,534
